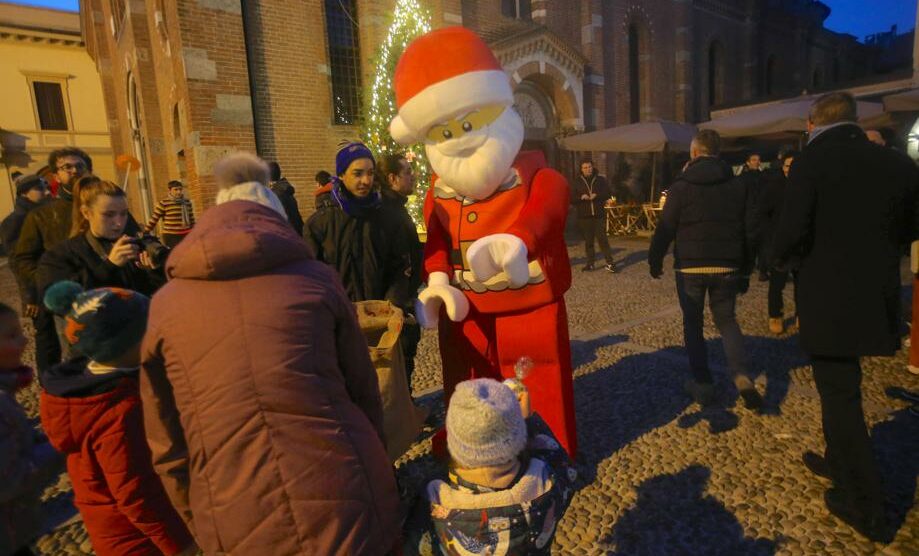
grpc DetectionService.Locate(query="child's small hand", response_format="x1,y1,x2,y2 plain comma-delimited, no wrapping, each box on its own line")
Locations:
517,389,530,418
503,378,530,418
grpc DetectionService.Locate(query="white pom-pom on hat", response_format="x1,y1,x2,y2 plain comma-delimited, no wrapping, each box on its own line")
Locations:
389,114,416,145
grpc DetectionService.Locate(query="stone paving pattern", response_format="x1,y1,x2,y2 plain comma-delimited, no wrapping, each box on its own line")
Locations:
9,237,919,555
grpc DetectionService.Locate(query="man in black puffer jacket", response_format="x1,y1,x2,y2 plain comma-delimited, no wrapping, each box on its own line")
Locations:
648,130,762,410
305,142,414,309
571,159,616,272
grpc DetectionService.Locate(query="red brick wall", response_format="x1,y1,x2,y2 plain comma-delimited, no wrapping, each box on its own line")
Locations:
80,0,877,220
239,0,394,214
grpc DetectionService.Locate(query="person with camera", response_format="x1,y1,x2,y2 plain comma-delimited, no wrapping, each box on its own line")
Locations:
36,178,166,302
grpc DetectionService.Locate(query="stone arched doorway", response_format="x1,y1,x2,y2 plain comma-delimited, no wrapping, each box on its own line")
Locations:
490,26,586,178
513,80,557,167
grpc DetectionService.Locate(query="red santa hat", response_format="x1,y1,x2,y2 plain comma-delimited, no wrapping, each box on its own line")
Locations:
390,26,513,145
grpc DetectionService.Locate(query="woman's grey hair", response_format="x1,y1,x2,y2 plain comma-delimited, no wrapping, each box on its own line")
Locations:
213,151,270,189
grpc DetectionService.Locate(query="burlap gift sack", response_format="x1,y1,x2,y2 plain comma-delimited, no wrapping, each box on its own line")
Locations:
355,301,426,462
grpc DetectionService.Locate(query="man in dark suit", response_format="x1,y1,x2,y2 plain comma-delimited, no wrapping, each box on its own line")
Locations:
773,92,919,541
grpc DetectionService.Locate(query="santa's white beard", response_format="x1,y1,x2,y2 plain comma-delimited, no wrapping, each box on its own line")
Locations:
426,109,524,200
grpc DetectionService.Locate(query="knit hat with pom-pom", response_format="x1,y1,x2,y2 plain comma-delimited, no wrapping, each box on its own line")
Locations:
44,281,149,363
446,378,526,468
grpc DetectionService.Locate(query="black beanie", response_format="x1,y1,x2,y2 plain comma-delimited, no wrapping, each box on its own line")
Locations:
15,174,46,196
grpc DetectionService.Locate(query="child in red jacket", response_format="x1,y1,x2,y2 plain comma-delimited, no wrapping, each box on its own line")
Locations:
39,281,196,556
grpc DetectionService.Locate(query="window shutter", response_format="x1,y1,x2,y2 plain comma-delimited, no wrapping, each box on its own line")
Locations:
33,82,68,131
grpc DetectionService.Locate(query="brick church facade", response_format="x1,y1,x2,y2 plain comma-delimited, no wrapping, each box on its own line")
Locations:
80,0,873,220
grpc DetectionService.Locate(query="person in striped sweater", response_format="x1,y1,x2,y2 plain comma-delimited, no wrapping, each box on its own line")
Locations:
145,181,195,248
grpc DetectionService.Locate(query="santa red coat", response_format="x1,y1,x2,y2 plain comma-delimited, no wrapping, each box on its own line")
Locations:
424,150,577,456
424,151,571,312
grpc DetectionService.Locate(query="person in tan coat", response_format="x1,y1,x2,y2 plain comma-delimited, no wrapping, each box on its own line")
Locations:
139,152,400,555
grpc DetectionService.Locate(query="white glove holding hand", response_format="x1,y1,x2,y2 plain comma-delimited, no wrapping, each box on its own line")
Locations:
466,233,529,288
415,271,469,329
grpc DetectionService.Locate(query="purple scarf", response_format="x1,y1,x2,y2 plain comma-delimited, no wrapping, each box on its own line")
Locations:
331,178,382,218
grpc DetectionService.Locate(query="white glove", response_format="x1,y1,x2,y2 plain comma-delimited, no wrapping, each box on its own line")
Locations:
466,233,529,288
416,271,469,329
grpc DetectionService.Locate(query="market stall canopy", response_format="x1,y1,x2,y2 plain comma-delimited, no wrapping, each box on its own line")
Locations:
558,120,698,153
699,96,885,139
883,88,919,112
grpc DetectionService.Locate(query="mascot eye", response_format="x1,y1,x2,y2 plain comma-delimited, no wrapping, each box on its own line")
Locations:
442,129,453,139
462,121,472,132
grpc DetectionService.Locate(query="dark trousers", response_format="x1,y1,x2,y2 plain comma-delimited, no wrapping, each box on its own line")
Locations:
812,357,884,513
401,320,421,386
32,307,61,375
767,269,797,318
161,232,188,249
577,217,613,265
676,272,749,384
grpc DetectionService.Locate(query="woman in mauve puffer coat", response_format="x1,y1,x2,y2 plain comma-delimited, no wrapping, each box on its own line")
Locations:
139,200,400,555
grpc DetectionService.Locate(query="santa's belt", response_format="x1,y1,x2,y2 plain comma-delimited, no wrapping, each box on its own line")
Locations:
450,249,463,267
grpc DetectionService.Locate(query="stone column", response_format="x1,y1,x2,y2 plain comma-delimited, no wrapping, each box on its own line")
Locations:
742,1,759,101
531,0,547,25
580,0,605,131
440,0,464,26
673,0,693,122
913,2,919,85
175,0,257,210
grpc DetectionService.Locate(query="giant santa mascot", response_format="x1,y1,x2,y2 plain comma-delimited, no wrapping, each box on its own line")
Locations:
390,26,577,456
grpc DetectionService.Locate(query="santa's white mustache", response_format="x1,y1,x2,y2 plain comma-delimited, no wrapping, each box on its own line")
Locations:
435,131,489,157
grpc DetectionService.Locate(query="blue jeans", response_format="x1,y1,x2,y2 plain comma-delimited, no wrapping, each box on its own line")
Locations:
675,272,749,384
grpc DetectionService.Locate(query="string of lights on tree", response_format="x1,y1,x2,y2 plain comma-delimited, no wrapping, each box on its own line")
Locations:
361,0,432,229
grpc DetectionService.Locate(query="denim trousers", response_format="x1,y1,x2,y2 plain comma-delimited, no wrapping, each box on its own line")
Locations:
675,272,749,384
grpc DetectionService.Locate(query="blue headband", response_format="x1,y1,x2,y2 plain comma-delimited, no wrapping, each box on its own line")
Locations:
336,142,375,177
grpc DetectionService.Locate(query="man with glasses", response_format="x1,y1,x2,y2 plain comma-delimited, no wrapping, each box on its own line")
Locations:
12,147,92,373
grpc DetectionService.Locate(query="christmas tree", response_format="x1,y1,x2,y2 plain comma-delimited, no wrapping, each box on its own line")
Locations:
361,0,432,228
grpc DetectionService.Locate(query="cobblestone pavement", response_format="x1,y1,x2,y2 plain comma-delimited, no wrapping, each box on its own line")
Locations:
9,237,919,555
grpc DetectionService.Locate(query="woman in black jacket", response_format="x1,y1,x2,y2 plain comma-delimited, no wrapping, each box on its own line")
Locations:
36,179,166,299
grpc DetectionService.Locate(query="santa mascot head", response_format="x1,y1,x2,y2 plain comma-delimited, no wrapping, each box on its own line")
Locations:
390,27,524,200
